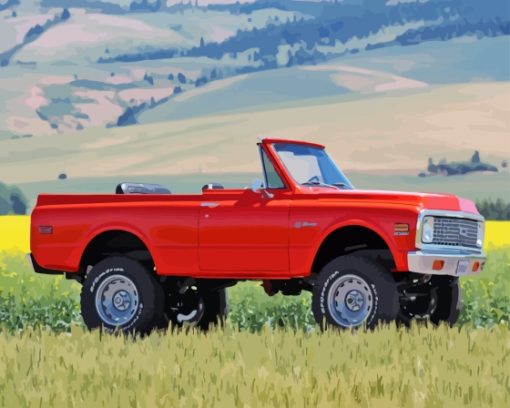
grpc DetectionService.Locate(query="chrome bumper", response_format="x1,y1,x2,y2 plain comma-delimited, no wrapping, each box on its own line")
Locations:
407,249,486,277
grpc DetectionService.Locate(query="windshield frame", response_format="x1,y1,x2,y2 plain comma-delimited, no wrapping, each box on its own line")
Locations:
270,142,354,190
258,145,288,190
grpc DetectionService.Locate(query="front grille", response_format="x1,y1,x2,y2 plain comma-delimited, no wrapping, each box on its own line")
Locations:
433,217,479,248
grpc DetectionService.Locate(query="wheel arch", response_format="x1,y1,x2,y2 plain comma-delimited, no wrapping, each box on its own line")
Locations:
310,221,400,275
79,227,157,275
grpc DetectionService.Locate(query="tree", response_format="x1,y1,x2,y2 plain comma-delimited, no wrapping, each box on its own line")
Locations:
144,73,154,85
471,150,480,163
427,158,437,174
195,76,208,87
0,182,28,215
177,72,186,84
25,25,44,42
61,8,71,21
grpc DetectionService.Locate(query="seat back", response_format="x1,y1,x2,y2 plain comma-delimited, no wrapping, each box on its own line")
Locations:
202,182,224,192
116,182,171,194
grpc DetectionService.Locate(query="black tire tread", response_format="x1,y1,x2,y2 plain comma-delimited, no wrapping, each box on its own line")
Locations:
312,255,399,329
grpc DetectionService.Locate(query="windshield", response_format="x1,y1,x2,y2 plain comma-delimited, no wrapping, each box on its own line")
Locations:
273,143,354,189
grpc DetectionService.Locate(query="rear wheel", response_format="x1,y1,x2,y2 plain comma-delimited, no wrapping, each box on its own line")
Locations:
81,256,165,334
312,255,399,329
162,286,228,331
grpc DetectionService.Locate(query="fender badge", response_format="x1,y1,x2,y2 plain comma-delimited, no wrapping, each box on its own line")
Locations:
294,221,318,229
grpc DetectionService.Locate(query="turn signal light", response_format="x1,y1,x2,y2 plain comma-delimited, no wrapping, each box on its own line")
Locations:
432,260,445,270
394,223,409,236
472,262,480,272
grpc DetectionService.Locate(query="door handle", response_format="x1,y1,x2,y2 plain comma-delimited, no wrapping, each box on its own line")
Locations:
201,202,219,208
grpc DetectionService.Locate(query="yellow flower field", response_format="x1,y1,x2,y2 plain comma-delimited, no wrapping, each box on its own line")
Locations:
0,216,31,252
484,220,510,248
0,216,508,253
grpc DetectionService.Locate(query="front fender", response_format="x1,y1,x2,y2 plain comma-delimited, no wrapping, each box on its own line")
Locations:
304,218,412,275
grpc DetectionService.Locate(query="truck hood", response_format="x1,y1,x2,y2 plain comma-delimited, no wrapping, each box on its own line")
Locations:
310,189,479,214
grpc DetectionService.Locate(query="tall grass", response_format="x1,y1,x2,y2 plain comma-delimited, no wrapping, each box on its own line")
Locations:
0,247,509,332
0,246,509,407
0,325,509,407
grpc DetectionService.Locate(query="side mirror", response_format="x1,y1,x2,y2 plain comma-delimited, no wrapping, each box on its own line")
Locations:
251,179,274,199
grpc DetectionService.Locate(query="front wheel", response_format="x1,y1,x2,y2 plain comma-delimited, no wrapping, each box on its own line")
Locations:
312,256,399,329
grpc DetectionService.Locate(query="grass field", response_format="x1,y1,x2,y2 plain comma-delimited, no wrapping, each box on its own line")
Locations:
0,325,509,407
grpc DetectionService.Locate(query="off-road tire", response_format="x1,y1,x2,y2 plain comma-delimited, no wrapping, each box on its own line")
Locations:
398,276,461,327
198,289,229,330
164,288,228,331
429,277,461,326
312,255,399,330
81,256,165,335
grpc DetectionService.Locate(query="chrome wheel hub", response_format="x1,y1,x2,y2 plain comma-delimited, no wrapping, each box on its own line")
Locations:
95,275,139,327
327,274,374,328
113,290,131,311
345,290,364,312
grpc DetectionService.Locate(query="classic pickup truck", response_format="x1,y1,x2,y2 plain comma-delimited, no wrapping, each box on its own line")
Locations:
29,138,486,333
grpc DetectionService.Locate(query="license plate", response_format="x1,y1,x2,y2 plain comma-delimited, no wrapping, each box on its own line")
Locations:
456,260,470,276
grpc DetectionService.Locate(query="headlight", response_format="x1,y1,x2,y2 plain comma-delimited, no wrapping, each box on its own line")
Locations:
477,221,484,248
421,216,434,243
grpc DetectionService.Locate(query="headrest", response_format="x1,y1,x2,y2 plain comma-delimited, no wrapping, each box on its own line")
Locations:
116,182,171,194
202,182,224,192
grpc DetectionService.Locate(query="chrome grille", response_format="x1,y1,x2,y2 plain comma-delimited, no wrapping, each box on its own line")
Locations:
433,217,479,248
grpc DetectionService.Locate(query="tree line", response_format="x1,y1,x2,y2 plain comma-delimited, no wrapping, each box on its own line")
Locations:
0,182,27,215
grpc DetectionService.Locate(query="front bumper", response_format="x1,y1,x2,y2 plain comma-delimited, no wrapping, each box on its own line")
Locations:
407,248,486,277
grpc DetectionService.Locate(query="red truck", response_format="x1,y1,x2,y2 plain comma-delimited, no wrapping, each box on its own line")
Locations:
29,138,486,333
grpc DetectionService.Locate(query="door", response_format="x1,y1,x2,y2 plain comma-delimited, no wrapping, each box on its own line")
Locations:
198,190,290,274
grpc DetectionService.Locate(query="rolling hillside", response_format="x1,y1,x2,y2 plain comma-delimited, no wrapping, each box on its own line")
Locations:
137,36,510,123
1,81,508,190
0,0,508,200
0,0,508,138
